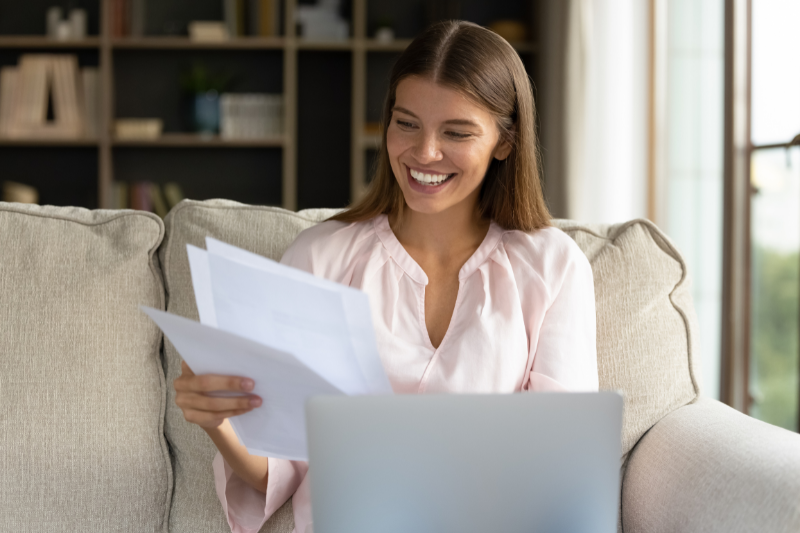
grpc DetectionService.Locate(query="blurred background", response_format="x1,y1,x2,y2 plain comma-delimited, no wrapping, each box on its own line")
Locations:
0,0,796,432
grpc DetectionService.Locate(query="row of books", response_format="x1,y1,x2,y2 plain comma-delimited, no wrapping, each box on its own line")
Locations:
225,0,283,38
112,181,185,218
110,0,146,37
0,54,100,139
110,0,280,38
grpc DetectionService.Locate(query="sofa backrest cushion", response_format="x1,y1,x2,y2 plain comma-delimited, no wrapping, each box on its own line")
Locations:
555,219,702,459
0,203,170,532
159,200,337,533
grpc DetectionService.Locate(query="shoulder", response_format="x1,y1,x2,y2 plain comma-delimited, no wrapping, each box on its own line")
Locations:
280,217,381,278
500,225,593,298
502,225,588,272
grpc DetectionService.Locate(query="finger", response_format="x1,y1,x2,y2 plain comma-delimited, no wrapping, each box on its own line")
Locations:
176,391,261,412
185,408,251,427
191,374,255,394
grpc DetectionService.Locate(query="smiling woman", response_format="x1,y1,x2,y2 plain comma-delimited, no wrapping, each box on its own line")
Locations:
331,20,549,232
177,20,599,533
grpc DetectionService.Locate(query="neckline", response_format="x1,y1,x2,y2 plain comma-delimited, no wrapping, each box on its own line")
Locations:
373,214,505,286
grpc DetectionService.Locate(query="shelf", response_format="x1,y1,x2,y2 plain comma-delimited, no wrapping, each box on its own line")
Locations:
364,39,413,51
112,133,286,148
0,136,99,147
0,36,101,49
296,39,355,51
111,37,285,50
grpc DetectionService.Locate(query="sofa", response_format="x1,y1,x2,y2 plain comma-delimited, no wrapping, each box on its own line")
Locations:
1,199,798,533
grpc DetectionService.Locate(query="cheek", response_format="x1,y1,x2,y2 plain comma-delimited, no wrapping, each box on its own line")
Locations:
451,144,491,176
385,126,408,160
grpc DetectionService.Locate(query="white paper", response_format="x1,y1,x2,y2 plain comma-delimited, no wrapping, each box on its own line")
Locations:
187,244,217,327
207,253,372,395
145,238,393,460
205,238,393,394
142,306,342,460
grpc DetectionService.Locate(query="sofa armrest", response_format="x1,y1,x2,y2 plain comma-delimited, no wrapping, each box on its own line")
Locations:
621,397,800,533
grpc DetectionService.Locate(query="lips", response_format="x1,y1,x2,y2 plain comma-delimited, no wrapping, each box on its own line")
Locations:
405,166,455,194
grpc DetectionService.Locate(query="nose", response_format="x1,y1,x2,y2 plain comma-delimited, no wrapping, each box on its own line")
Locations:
411,130,443,164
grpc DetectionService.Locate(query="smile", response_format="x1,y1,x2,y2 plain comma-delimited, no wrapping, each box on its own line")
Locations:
409,168,455,186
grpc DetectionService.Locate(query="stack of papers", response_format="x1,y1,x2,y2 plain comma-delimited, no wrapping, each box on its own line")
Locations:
142,237,392,461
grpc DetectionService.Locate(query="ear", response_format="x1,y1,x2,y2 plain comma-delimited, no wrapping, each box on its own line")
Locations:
493,138,513,161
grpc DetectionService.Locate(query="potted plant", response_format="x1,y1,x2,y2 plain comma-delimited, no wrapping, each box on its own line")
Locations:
180,63,234,136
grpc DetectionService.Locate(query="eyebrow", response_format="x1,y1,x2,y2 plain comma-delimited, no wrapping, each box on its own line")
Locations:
392,106,481,128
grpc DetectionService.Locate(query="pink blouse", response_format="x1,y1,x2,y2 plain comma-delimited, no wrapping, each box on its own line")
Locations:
213,214,598,533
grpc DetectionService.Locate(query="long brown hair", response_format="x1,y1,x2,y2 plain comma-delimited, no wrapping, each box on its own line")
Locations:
331,20,550,231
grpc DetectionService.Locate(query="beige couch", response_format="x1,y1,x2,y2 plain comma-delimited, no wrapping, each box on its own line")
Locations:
1,199,798,533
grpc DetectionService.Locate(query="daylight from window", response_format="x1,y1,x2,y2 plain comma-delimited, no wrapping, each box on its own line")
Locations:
749,0,800,430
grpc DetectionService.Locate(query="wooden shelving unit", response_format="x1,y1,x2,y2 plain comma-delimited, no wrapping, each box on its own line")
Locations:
0,0,539,211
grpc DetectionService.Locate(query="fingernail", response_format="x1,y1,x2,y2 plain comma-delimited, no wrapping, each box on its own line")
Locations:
250,397,262,407
241,379,254,391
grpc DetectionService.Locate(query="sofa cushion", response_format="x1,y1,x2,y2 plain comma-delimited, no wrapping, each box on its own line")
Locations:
555,219,702,460
0,203,170,533
159,200,337,533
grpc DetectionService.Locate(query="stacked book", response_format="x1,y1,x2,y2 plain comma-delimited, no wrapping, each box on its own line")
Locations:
0,54,100,140
220,93,283,139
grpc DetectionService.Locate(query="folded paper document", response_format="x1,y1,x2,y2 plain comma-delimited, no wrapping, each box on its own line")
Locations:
141,238,392,461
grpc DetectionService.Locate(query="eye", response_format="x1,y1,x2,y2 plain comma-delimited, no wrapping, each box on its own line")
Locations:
445,131,471,139
396,119,416,129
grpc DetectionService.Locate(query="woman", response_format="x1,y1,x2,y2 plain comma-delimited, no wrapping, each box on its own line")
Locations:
173,20,597,533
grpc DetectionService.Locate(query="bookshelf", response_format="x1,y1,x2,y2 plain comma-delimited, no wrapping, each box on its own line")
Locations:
0,0,539,211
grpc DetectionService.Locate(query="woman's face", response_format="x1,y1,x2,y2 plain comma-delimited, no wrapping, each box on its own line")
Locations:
386,76,511,217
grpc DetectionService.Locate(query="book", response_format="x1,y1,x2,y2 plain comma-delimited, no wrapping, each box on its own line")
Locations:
81,68,100,138
0,67,19,136
130,181,153,212
110,181,129,209
51,55,82,137
150,183,169,218
12,55,49,136
130,0,146,36
260,0,281,36
224,0,246,37
163,182,185,209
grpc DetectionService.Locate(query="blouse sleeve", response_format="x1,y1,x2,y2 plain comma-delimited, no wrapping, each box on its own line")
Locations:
526,239,599,392
213,453,307,533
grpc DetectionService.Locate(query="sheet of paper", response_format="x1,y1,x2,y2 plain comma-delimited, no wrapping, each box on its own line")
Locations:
207,252,372,395
187,244,217,327
141,306,342,461
205,238,392,394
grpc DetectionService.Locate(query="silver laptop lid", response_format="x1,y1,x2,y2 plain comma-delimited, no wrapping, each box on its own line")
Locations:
306,392,623,533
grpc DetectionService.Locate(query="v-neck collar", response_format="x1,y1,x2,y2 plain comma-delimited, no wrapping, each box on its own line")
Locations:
373,214,505,286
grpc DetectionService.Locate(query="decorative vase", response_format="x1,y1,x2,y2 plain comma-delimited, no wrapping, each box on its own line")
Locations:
193,90,220,135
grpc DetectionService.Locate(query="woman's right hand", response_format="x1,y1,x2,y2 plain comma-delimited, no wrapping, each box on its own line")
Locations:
173,360,263,430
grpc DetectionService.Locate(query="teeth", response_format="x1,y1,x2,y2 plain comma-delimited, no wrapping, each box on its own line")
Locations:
410,168,451,185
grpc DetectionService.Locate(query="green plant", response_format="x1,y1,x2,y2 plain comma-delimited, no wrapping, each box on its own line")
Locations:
180,63,234,94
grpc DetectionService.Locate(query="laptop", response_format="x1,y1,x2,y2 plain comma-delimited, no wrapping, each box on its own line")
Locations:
306,392,623,533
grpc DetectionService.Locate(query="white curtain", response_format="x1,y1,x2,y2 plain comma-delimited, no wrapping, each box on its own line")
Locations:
562,0,650,224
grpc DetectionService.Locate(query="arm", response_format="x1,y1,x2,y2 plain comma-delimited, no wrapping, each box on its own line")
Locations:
623,398,800,532
173,360,269,492
205,419,269,493
527,241,598,392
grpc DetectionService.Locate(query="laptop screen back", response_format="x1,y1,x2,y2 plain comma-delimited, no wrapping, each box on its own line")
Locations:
306,392,623,533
